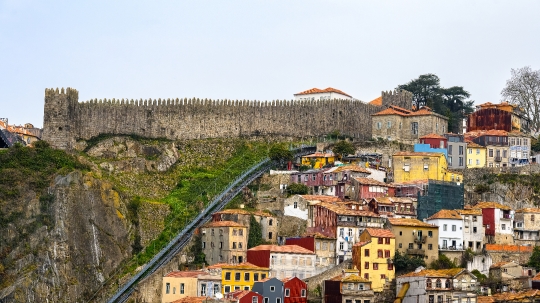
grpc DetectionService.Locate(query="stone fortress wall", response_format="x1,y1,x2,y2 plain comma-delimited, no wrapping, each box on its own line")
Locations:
42,88,412,149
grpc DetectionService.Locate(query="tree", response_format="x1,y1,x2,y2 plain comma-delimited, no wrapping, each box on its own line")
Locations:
501,66,540,134
332,140,355,160
528,246,540,270
430,254,457,270
393,250,426,275
286,183,309,196
189,233,206,265
269,145,293,162
248,215,264,248
397,74,474,133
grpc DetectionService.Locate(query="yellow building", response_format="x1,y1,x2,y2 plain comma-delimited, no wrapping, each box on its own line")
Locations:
352,228,395,292
162,271,200,303
387,218,439,263
392,152,463,183
301,152,335,169
466,141,486,168
221,262,270,294
201,221,248,265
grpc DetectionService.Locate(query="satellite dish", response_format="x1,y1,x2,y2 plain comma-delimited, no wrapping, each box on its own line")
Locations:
215,293,223,299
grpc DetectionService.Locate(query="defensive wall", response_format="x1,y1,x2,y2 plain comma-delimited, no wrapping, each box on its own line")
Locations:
42,88,412,150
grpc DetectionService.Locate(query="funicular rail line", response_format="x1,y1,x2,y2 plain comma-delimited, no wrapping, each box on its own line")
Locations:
107,145,316,303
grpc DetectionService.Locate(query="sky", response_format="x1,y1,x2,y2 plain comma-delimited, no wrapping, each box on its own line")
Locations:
1,1,539,128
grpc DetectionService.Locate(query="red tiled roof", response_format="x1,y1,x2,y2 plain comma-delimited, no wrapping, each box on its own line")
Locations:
248,244,315,254
368,96,382,106
473,202,511,210
515,208,540,214
214,209,274,217
532,272,540,281
299,195,343,203
388,218,438,228
398,268,464,278
393,151,445,157
490,261,517,269
354,177,390,187
165,270,202,278
372,105,412,117
171,297,211,303
364,228,395,238
294,87,352,98
333,165,372,174
221,262,269,270
203,220,246,228
427,209,462,220
420,133,447,140
317,201,380,217
485,244,533,253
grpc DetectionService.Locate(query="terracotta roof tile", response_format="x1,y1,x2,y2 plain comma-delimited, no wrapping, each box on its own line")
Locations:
455,209,482,216
171,297,212,303
420,133,447,140
318,201,380,217
465,141,484,148
206,262,229,269
532,272,540,281
388,218,438,228
473,202,511,210
294,87,352,98
353,241,370,247
364,228,395,238
476,296,496,303
342,274,371,283
248,244,315,254
369,96,382,106
398,268,464,278
491,289,540,302
372,105,412,117
354,177,390,187
302,232,337,239
485,244,533,253
333,165,372,174
373,197,415,204
490,261,516,269
221,262,269,270
165,270,202,278
203,220,246,228
515,208,540,214
427,209,463,220
299,195,343,203
390,179,429,186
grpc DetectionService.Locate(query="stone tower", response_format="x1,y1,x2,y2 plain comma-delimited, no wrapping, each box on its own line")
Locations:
381,89,413,110
42,88,79,150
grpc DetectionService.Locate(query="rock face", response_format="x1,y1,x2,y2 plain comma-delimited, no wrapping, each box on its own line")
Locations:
0,171,131,302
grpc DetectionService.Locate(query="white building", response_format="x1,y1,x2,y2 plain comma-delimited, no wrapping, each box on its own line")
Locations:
456,209,484,252
283,195,341,220
426,209,464,251
396,268,478,303
474,202,514,244
294,87,353,101
246,245,316,280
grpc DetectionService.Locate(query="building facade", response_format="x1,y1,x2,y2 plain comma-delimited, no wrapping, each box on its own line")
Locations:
474,202,514,244
392,152,463,183
426,209,464,251
252,277,284,303
201,221,248,265
162,271,200,303
221,263,270,294
323,269,374,303
294,87,353,101
212,209,279,244
514,208,540,246
466,141,486,168
246,245,316,279
446,133,467,170
387,218,439,262
457,209,484,253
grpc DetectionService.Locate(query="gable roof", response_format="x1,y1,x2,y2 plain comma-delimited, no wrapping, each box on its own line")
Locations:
515,208,540,214
388,218,438,228
294,87,352,98
372,105,412,117
427,209,463,220
473,202,512,210
455,209,482,216
298,195,343,203
203,220,246,228
248,244,314,254
420,133,447,140
165,270,202,278
354,177,390,187
364,228,395,238
329,274,371,283
221,262,269,270
369,96,382,106
490,261,519,269
317,201,380,217
333,165,372,174
393,151,445,158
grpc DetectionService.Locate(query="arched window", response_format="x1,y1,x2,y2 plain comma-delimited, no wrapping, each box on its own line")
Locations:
435,279,442,288
445,279,451,289
426,279,432,289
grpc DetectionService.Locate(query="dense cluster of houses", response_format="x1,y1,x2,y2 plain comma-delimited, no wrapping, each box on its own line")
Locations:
160,91,540,303
0,118,41,147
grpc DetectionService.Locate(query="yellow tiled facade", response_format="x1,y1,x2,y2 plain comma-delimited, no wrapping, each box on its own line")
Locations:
392,152,463,183
466,143,486,168
352,229,395,292
221,263,270,294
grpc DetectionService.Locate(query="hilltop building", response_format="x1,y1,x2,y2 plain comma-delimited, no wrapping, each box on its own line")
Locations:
467,101,530,133
473,202,514,244
392,152,463,183
294,87,353,101
456,208,484,253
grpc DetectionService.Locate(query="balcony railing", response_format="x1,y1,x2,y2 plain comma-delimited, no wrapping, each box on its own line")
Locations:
495,156,502,162
407,248,425,255
501,214,511,219
414,236,427,244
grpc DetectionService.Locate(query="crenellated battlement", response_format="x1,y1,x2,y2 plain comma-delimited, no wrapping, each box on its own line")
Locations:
42,88,410,150
381,89,413,110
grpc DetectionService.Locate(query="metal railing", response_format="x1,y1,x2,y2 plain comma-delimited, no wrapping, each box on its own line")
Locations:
105,145,315,303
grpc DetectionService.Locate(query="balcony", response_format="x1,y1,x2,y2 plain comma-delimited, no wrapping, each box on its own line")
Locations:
501,214,511,220
357,222,367,227
407,248,425,255
440,245,463,251
495,156,502,162
414,236,427,244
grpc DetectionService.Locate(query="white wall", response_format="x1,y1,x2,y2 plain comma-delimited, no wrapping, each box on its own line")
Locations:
462,214,484,252
269,252,316,279
294,92,352,101
427,218,464,249
494,209,514,235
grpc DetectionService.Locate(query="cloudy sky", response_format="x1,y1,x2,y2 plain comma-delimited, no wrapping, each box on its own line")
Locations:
1,0,539,127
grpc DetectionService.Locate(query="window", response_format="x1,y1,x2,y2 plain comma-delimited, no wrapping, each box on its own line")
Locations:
387,121,392,128
225,272,231,280
468,159,472,165
385,250,390,258
503,150,507,158
408,243,413,249
428,231,433,237
202,242,206,249
244,273,250,281
445,279,451,288
476,159,480,165
269,219,273,226
388,263,393,270
254,273,259,281
268,232,272,239
399,243,402,248
252,297,258,303
165,283,170,294
264,298,269,303
359,284,364,290
365,300,371,303
277,298,281,303
340,242,344,251
378,237,383,244
468,148,472,154
201,284,207,296
459,146,464,155
399,231,403,236
412,122,418,135
234,273,241,281
452,225,456,232
377,249,383,258
459,157,464,166
301,289,306,297
428,244,433,250
476,148,480,155
285,288,290,297
473,227,477,233
270,286,275,292
532,215,535,222
385,237,390,244
224,286,231,293
180,283,185,294
373,263,379,270
349,228,353,237
339,228,344,237
489,149,493,157
233,242,237,249
437,295,443,303
364,273,369,279
261,274,266,279
377,122,382,129
436,279,442,288
239,242,243,249
502,224,506,230
220,242,223,248
443,224,447,231
426,279,432,288
347,283,354,290
381,274,386,279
